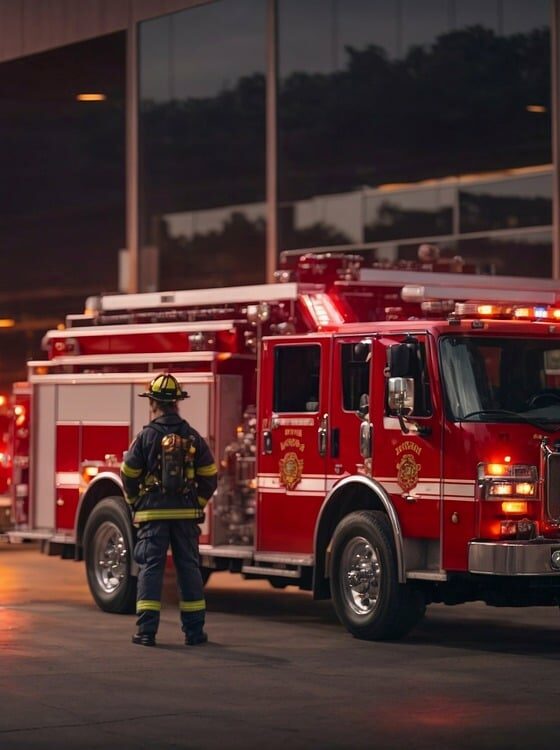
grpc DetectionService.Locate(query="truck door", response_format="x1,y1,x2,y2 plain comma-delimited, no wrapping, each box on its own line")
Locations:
371,334,442,566
327,336,371,482
257,336,331,553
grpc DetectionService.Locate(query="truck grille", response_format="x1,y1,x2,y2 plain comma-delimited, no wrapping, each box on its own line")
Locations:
546,451,560,520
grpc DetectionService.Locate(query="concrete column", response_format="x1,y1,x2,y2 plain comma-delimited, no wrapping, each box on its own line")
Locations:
552,0,560,279
266,0,278,283
126,20,139,293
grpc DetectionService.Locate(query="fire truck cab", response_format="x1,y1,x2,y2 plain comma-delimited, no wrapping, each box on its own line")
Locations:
10,252,560,640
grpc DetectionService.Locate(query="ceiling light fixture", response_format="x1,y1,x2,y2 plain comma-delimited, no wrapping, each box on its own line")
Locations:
76,93,106,102
526,104,547,113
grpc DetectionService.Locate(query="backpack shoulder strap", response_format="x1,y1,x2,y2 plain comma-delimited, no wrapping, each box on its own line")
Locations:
145,420,171,435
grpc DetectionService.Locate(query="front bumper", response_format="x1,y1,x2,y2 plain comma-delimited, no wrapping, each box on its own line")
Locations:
469,540,560,576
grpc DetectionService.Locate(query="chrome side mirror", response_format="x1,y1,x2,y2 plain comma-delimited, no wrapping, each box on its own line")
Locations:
388,377,415,434
388,377,415,415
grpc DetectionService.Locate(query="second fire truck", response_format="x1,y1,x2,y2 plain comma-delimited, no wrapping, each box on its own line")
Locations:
10,251,560,640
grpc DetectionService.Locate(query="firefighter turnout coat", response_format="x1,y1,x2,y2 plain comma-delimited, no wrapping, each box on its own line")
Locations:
120,414,218,522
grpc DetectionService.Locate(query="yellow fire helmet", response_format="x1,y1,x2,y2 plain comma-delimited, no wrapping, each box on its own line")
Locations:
139,373,189,402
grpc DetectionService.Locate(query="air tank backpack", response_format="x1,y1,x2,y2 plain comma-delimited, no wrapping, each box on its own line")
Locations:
160,433,187,494
150,424,196,497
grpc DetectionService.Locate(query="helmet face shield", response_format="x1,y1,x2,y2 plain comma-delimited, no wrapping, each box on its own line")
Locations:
139,373,189,402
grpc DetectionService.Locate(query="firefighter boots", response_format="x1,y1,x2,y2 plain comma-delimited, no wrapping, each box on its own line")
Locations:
132,633,156,647
185,631,208,646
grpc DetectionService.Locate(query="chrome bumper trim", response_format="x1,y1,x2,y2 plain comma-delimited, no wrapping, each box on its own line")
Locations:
469,540,560,576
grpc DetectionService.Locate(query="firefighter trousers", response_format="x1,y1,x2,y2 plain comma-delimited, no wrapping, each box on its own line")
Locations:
133,519,205,638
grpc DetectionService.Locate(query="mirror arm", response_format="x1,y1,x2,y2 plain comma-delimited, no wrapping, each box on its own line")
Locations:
395,415,431,437
397,414,410,434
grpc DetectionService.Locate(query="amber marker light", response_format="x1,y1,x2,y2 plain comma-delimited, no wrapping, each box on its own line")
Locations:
477,305,496,316
526,104,547,113
514,482,536,496
0,319,15,328
76,93,106,102
501,501,528,514
81,466,99,484
486,463,508,476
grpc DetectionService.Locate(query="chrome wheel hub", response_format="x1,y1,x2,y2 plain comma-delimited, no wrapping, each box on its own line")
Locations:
341,536,381,616
93,521,128,594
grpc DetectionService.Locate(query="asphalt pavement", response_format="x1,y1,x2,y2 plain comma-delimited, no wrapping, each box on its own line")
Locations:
2,541,560,749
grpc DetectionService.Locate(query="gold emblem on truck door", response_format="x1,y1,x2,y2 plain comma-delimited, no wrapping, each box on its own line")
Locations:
279,452,304,490
396,453,421,491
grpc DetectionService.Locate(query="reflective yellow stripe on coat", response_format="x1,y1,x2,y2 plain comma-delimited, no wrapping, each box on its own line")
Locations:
196,464,218,477
121,462,142,478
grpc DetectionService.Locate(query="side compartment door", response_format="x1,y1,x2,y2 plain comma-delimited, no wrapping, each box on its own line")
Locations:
257,337,331,553
56,384,131,532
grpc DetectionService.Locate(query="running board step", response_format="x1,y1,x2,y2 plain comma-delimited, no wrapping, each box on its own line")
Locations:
241,564,301,579
406,569,448,581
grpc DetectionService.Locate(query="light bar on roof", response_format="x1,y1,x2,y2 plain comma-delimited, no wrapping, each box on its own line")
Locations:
300,293,345,328
97,283,300,312
513,306,560,321
402,284,558,306
454,303,512,318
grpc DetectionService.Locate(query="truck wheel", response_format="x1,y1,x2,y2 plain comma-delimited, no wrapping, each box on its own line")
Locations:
330,510,425,640
83,497,137,614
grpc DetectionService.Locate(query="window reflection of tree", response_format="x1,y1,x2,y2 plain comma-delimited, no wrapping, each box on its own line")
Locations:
142,26,550,216
141,24,551,278
459,192,552,233
277,26,550,200
157,212,266,289
365,201,453,242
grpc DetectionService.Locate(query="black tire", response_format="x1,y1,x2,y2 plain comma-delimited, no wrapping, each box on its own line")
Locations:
83,497,137,614
269,578,288,589
330,510,425,640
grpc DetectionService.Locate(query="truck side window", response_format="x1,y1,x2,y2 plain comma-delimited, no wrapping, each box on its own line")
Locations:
341,343,370,411
415,342,432,416
273,345,321,412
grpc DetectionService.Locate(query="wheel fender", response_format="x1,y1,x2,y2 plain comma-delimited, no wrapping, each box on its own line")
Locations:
314,475,405,584
75,472,130,548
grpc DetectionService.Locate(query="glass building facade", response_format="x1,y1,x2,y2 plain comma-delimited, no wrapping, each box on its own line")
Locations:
138,0,551,291
0,0,554,386
278,0,552,277
139,0,267,291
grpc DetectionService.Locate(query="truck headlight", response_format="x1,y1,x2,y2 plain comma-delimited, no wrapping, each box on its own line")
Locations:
478,463,537,499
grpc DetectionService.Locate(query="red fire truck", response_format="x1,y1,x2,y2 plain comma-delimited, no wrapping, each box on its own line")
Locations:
9,252,560,640
0,393,13,529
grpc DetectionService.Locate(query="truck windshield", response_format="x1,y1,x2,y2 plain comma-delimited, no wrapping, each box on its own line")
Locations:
440,336,560,427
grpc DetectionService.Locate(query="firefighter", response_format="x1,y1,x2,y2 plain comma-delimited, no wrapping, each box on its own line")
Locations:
120,373,218,647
